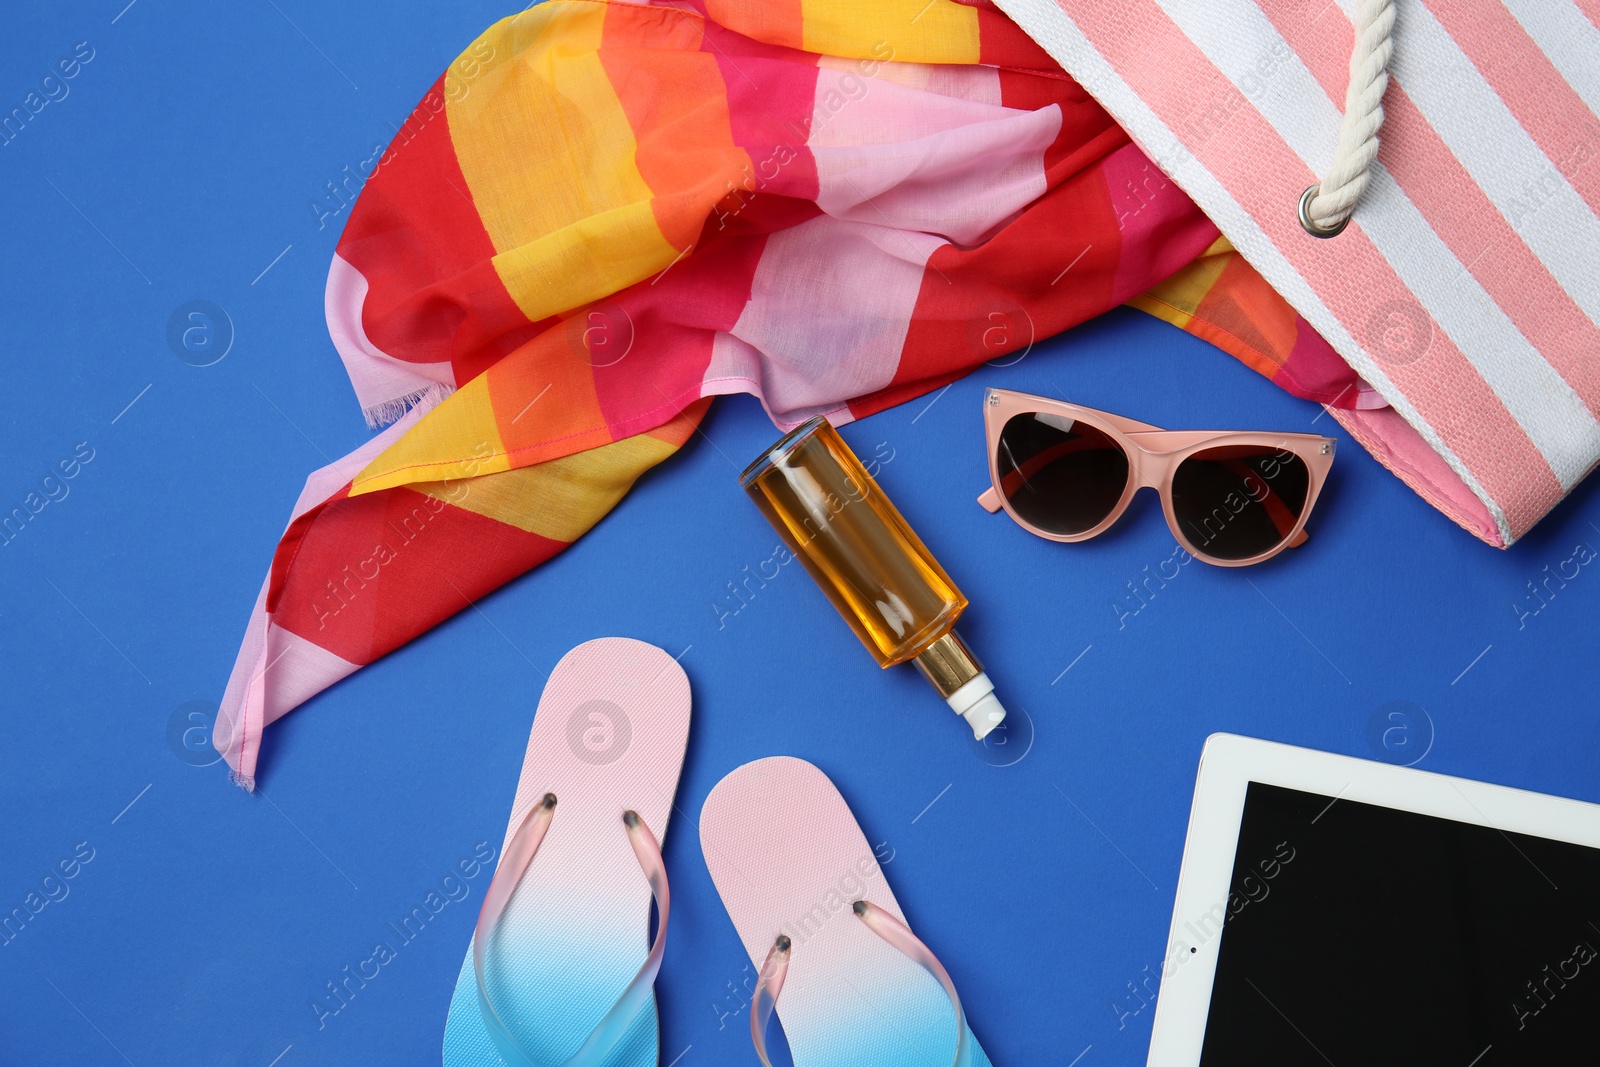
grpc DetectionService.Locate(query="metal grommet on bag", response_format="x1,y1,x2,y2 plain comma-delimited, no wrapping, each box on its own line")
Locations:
1298,184,1350,238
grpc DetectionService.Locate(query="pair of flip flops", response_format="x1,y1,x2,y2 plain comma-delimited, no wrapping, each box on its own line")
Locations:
442,638,991,1067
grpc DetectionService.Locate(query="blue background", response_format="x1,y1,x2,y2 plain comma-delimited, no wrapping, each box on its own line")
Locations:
3,2,1597,1065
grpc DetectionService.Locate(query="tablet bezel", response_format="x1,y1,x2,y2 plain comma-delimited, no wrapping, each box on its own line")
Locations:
1145,733,1600,1066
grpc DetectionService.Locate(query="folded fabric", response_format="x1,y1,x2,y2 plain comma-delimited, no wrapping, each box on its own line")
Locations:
217,0,1368,786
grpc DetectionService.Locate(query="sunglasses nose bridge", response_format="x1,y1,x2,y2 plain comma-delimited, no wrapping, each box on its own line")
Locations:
1112,483,1159,531
1121,442,1181,493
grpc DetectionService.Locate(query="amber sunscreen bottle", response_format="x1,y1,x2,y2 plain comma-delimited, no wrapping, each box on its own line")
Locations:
740,416,1006,740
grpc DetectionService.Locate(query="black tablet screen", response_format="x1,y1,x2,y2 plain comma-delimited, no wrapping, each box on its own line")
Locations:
1199,781,1600,1065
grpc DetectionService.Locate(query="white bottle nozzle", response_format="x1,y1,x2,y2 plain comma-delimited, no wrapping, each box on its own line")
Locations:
945,671,1007,740
912,632,1008,741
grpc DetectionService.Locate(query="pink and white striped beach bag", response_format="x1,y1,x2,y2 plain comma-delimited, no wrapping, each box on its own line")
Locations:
996,0,1600,547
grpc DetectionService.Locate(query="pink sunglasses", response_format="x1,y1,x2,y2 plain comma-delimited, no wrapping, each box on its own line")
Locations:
976,389,1335,566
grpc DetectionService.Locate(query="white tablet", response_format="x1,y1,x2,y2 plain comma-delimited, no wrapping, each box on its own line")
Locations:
1148,734,1600,1065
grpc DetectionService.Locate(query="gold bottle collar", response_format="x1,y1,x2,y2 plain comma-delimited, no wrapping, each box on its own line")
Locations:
912,631,984,699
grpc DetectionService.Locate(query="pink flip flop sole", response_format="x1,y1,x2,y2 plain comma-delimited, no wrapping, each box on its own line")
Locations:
443,637,691,1067
701,757,992,1067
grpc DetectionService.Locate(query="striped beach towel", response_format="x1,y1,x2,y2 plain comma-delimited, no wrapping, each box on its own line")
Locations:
995,0,1600,548
219,0,1395,785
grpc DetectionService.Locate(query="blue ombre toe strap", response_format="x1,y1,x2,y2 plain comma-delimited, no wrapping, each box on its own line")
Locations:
749,899,973,1067
473,794,671,1067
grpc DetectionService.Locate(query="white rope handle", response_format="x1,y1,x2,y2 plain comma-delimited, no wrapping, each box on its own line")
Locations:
1299,0,1395,237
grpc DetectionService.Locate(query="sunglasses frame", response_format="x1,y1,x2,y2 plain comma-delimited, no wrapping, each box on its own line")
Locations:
976,389,1336,567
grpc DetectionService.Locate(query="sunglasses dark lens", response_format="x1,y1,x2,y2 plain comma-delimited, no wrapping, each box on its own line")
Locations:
996,412,1129,535
1171,446,1310,560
